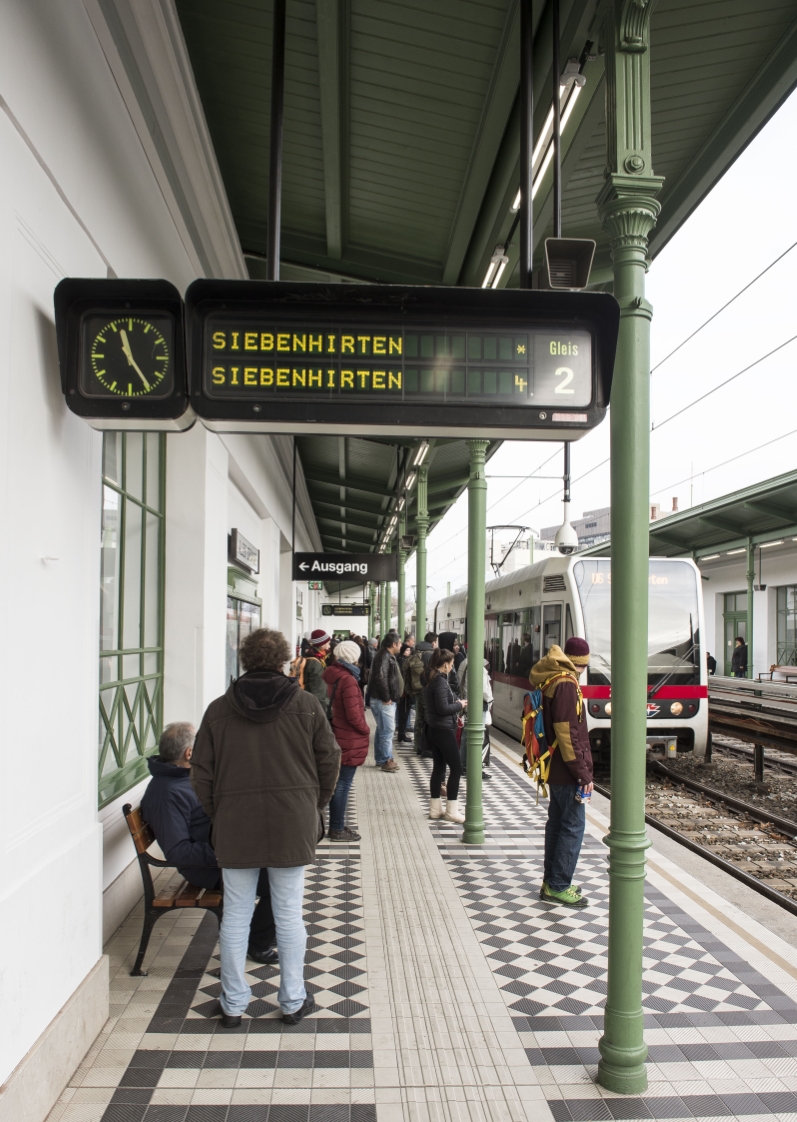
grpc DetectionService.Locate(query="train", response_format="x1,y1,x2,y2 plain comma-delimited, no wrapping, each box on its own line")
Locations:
432,554,708,759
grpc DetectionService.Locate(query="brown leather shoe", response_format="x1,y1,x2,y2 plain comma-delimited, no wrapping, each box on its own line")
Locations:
381,759,399,772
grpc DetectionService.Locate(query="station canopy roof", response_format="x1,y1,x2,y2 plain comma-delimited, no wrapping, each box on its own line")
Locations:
174,0,797,561
584,470,797,559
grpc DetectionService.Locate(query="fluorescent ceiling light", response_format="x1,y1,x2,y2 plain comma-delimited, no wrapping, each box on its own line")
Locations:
397,497,405,511
726,548,746,555
701,554,720,561
761,539,784,548
511,82,582,211
413,441,429,467
482,244,509,289
406,471,417,490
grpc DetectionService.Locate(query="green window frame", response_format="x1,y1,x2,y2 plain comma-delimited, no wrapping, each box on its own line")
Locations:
98,433,166,807
777,585,797,666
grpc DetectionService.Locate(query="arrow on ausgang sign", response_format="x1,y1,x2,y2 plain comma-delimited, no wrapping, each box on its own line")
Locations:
292,552,398,583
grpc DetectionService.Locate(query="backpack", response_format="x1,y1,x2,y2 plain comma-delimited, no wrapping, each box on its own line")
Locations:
290,655,306,688
520,671,583,802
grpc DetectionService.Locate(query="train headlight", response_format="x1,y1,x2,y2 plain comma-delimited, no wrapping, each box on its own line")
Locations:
589,702,600,715
604,701,612,716
670,701,684,717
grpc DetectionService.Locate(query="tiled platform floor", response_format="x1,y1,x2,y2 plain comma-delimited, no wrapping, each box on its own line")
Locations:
48,737,797,1122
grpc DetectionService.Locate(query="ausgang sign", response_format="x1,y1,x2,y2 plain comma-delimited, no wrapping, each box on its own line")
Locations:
292,552,398,583
186,282,619,440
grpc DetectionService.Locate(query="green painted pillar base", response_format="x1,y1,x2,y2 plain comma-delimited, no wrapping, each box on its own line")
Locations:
463,438,488,846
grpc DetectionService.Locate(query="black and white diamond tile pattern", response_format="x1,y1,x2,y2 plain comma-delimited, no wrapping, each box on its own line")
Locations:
100,845,373,1122
406,750,797,1121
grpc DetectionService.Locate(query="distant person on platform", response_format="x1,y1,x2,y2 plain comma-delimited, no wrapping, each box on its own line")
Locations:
303,629,331,701
323,640,370,841
408,632,437,755
517,633,535,678
530,637,593,909
706,651,717,676
730,637,748,678
141,722,278,965
396,637,415,745
192,627,340,1027
368,631,403,772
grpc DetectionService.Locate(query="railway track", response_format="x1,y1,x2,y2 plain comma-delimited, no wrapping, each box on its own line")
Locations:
594,762,797,918
712,734,797,776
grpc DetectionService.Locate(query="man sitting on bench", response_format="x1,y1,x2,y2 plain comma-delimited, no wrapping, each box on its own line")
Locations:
141,721,277,965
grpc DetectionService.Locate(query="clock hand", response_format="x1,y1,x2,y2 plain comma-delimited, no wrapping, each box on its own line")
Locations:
119,329,152,392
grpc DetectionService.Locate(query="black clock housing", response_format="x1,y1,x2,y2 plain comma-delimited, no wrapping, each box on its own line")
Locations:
55,279,190,426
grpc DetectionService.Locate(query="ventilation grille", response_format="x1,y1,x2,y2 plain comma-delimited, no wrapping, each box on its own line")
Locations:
543,574,566,592
548,259,576,288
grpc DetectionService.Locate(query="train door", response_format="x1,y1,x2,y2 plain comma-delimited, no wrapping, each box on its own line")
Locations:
543,603,562,652
503,611,523,674
723,592,747,675
531,605,542,663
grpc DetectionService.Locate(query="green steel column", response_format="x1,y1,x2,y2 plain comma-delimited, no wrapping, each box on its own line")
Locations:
380,581,390,635
415,465,429,638
595,0,663,1096
746,538,754,680
397,510,407,638
369,582,377,637
463,439,488,845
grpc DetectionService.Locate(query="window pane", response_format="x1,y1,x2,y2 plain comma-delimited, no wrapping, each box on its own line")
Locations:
144,512,161,647
122,500,142,649
100,656,117,685
144,652,159,677
103,433,121,485
100,486,120,651
123,653,140,680
145,434,162,511
125,433,144,501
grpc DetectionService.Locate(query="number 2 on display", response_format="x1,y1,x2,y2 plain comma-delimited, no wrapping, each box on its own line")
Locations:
554,366,574,393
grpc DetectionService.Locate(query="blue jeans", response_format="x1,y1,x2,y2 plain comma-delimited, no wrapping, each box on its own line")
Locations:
369,698,396,765
220,866,307,1015
329,764,357,831
544,783,586,892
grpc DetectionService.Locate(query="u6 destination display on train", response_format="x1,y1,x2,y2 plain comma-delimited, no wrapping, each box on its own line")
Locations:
185,281,619,439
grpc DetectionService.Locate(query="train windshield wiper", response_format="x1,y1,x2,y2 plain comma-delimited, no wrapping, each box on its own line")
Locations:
649,614,697,697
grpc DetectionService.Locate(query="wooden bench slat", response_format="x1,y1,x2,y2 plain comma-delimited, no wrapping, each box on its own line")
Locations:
124,805,157,854
199,890,222,908
152,881,186,908
175,882,203,907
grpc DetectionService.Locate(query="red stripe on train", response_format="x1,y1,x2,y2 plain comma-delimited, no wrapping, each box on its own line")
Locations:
490,674,707,700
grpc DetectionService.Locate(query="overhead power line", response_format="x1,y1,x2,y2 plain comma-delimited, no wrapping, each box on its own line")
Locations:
649,425,797,503
652,334,797,431
651,239,797,374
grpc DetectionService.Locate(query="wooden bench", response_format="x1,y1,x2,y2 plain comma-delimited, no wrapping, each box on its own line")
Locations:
123,803,223,976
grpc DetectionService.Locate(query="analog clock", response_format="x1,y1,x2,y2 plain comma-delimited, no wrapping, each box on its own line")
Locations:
80,313,174,398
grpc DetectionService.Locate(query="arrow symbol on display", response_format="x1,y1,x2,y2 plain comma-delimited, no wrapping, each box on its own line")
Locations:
299,562,309,571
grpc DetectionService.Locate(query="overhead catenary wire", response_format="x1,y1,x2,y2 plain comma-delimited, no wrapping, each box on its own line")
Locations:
650,238,797,374
649,425,797,503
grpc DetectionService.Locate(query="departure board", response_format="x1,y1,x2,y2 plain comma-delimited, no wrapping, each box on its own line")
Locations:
186,282,617,438
204,322,592,408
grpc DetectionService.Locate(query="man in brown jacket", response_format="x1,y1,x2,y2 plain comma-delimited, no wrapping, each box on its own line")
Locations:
529,637,594,908
192,628,340,1026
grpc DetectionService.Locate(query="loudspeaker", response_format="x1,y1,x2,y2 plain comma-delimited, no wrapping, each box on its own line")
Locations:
544,237,596,290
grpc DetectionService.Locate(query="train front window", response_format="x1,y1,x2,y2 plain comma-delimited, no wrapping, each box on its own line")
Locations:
573,559,700,687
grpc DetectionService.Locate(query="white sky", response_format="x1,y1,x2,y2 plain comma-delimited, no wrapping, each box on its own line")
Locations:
407,87,797,606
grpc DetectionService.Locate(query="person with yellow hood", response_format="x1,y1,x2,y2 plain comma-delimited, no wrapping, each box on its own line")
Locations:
529,636,594,908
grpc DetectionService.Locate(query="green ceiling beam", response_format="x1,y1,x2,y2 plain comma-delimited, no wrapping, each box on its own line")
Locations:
315,507,384,531
743,498,797,523
316,0,347,260
441,0,520,285
306,474,390,499
649,16,797,259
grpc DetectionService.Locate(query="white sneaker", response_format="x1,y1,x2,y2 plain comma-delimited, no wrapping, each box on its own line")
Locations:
429,798,443,819
443,798,465,824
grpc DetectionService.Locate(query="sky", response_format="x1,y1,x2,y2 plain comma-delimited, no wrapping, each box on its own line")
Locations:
406,86,797,606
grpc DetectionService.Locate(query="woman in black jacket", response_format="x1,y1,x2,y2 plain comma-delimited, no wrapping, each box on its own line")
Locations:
731,636,748,677
422,648,468,823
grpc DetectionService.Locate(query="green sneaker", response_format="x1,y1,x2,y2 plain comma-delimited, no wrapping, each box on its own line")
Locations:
541,884,588,908
540,880,581,898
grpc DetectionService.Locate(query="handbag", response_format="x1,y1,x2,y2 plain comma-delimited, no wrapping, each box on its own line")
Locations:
455,713,465,747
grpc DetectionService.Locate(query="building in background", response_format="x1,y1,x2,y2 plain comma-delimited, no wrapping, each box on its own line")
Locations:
541,506,612,550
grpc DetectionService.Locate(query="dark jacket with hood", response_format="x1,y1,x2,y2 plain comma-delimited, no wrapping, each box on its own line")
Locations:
530,645,593,786
141,757,219,890
323,662,370,766
407,641,435,693
369,647,403,703
192,671,340,868
731,642,747,677
422,668,464,731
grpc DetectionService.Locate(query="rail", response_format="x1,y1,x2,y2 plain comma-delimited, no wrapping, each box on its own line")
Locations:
708,675,797,779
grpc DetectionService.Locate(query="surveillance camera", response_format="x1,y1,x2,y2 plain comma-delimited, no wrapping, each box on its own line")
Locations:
555,521,579,555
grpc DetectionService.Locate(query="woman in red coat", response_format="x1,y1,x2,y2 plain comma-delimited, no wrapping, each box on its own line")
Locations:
323,640,370,841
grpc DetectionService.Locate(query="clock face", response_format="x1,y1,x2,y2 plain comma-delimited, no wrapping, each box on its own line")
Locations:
80,313,174,398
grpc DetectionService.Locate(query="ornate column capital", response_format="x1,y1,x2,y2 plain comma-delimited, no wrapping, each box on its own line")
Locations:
597,173,663,271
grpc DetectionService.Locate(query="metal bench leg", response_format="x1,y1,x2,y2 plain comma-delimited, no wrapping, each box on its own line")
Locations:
131,911,158,977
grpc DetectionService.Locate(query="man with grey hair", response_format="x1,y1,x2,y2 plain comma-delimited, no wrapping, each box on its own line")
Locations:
141,721,277,964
